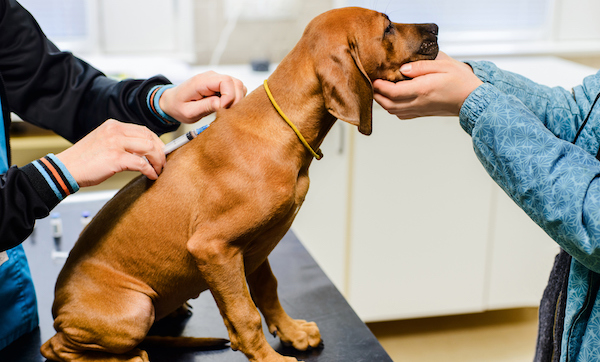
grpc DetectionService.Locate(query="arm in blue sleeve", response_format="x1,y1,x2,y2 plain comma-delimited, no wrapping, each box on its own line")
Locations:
461,83,600,273
465,60,600,145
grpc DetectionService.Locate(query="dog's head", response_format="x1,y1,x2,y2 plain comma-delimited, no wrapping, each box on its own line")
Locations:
306,7,439,135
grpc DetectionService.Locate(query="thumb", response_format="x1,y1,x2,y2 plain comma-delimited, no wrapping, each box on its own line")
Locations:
400,60,444,78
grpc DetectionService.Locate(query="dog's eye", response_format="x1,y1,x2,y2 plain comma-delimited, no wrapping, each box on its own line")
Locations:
384,22,395,35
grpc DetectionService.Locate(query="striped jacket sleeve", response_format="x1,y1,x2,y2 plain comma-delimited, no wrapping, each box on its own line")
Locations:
0,154,79,252
21,154,79,205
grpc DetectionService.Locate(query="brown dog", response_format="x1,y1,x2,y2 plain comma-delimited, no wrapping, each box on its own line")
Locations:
41,7,438,362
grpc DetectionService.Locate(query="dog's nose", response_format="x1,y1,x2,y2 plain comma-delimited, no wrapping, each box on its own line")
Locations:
424,23,439,37
416,23,439,58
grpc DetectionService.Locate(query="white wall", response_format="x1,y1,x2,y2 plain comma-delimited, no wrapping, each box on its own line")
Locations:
21,0,600,64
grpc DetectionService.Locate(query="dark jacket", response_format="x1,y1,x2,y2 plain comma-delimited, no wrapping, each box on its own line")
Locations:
0,0,178,252
0,0,181,351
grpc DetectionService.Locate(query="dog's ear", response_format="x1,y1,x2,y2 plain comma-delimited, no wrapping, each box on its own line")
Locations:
317,43,373,135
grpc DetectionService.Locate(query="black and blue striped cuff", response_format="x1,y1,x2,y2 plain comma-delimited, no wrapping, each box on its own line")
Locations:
21,154,79,207
147,85,179,125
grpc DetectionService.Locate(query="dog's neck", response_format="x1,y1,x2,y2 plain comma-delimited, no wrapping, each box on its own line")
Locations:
263,79,323,160
210,43,340,169
258,52,337,165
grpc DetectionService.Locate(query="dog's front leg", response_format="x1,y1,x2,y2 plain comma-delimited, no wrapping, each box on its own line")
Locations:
247,259,322,350
187,234,298,362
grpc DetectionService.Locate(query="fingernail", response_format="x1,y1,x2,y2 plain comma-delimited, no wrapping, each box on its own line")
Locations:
400,63,412,73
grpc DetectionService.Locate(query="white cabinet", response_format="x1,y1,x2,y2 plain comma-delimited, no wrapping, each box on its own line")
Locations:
347,114,494,321
485,189,560,310
293,110,557,322
292,56,594,322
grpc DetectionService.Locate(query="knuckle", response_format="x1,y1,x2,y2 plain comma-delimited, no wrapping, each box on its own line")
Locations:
144,138,154,151
202,70,217,78
180,107,196,120
144,131,155,142
104,119,120,130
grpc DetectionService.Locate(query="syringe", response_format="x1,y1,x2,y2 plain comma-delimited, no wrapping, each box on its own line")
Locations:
163,124,210,155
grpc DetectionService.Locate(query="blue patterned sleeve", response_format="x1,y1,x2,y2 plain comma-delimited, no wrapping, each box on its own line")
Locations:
465,61,600,145
460,83,600,273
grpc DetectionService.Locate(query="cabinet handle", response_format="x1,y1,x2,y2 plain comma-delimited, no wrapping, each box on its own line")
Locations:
338,122,345,154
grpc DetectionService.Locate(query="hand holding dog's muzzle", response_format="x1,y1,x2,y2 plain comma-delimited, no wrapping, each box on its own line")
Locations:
373,51,483,119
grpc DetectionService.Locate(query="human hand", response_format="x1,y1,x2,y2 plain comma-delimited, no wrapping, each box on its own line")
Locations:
56,119,166,187
159,71,247,124
373,52,483,119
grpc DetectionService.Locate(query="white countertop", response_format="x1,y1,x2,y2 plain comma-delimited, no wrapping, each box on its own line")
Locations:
80,55,597,96
467,56,597,90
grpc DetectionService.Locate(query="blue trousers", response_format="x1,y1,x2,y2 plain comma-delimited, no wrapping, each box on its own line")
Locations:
0,245,38,350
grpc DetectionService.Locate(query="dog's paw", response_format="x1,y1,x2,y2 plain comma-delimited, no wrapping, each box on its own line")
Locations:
247,348,300,362
273,319,322,351
168,302,194,318
250,354,299,362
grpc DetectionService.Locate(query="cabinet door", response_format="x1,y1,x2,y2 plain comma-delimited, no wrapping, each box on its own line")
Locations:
347,112,494,322
485,188,560,310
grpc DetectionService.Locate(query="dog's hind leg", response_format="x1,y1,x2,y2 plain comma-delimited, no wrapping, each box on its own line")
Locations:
247,259,322,351
41,340,149,362
41,276,155,362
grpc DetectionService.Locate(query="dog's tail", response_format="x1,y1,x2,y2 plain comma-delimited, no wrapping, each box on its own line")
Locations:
143,336,230,349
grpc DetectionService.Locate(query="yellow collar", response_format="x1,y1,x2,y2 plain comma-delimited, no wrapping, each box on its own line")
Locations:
263,80,323,160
